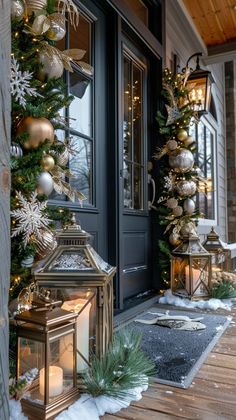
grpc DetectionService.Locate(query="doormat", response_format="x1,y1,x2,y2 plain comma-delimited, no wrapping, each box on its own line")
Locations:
129,307,231,388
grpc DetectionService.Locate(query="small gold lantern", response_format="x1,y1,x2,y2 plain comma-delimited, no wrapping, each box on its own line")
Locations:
202,227,231,273
15,301,79,420
34,215,116,374
171,234,212,299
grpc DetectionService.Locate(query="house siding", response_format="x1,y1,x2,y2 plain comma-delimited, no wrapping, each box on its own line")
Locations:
164,0,227,242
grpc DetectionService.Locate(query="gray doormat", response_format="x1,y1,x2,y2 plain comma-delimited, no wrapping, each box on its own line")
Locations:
129,307,231,388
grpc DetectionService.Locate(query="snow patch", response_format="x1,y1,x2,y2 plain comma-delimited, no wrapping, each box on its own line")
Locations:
159,289,233,311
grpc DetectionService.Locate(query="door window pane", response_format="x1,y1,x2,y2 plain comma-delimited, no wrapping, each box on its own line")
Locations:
124,0,149,26
69,72,92,137
123,51,145,210
69,135,93,204
70,13,91,64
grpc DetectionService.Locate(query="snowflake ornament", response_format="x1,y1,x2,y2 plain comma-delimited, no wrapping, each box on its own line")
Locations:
10,58,41,108
11,191,52,247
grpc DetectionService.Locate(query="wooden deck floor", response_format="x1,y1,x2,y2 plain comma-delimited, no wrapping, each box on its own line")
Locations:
102,304,236,420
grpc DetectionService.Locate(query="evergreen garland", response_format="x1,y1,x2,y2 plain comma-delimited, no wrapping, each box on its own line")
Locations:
156,68,204,288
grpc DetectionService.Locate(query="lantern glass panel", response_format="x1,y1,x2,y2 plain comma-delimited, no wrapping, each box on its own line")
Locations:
188,76,207,112
47,287,96,373
172,256,210,298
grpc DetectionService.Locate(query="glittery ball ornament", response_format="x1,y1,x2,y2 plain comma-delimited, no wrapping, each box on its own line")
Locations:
38,52,64,81
175,180,197,197
169,149,194,173
173,206,183,217
177,129,188,142
166,198,178,209
169,232,181,246
17,117,54,149
166,139,178,151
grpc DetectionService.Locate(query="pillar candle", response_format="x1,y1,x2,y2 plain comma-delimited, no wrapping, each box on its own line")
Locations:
185,265,201,294
39,366,63,398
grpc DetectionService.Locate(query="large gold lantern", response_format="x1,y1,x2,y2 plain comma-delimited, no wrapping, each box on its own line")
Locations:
16,301,79,419
185,52,214,115
202,227,231,273
34,215,116,374
171,234,212,299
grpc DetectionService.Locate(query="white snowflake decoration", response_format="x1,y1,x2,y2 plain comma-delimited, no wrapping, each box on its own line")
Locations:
163,173,174,191
10,58,41,108
11,191,52,247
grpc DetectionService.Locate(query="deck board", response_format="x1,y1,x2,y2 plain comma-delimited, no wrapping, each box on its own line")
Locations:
102,304,236,420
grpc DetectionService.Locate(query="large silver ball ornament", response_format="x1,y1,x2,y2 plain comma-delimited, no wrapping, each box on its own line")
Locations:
35,229,57,258
11,0,25,20
175,180,197,197
37,172,54,196
180,222,197,236
169,149,194,173
183,198,195,214
38,52,64,81
46,20,66,42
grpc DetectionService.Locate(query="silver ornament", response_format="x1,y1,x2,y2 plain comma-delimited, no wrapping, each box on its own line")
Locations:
38,52,64,81
26,0,47,14
11,0,25,20
169,149,194,173
175,180,197,197
47,21,66,42
180,222,197,236
169,232,181,246
35,229,57,258
37,172,54,196
173,205,183,217
183,198,195,214
21,255,34,268
10,142,23,158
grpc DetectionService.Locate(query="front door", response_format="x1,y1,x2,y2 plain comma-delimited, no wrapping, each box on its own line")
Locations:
117,39,152,309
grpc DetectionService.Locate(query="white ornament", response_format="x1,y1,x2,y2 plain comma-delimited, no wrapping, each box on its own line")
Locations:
37,172,54,196
11,191,52,247
183,198,195,214
10,58,41,108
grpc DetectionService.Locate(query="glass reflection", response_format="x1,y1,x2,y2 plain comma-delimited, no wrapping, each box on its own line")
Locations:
69,73,92,137
69,135,92,204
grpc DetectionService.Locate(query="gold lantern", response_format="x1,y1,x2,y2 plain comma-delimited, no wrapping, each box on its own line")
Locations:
202,227,231,273
171,234,212,300
185,52,214,115
34,215,116,374
15,298,79,420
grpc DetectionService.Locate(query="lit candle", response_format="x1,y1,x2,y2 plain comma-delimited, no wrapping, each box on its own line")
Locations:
39,366,63,398
185,265,200,294
62,299,91,373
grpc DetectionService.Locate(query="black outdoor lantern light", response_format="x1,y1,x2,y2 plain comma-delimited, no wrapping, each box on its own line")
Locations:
185,52,215,115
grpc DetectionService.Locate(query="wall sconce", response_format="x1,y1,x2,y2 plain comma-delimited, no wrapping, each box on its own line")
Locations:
185,52,215,115
171,233,212,300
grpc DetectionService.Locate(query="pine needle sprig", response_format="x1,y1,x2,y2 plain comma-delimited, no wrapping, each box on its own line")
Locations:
81,329,155,399
212,279,236,299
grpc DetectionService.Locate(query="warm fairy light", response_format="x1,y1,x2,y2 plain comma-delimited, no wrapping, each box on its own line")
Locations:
15,32,19,38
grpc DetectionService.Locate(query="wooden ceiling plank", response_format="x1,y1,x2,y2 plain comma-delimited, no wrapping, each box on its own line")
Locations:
209,0,228,42
211,0,236,41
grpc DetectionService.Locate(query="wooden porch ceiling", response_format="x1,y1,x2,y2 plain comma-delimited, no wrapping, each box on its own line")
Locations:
182,0,236,52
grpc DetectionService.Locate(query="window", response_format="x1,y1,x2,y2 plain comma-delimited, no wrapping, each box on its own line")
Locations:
123,50,146,210
53,11,94,206
189,120,216,221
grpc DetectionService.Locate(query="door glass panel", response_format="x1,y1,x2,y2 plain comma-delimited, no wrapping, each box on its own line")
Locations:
122,51,144,210
124,0,149,26
133,64,142,163
123,57,132,161
69,135,93,204
69,72,92,137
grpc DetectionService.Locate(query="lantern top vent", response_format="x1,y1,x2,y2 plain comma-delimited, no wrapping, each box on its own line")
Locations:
57,213,91,246
202,226,225,251
172,234,210,256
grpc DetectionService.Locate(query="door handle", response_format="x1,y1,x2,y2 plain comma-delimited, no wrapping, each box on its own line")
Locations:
148,174,157,210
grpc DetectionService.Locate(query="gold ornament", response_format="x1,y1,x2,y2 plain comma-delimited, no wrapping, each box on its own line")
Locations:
169,232,181,246
177,129,188,142
11,0,25,20
25,0,47,14
17,117,54,149
41,154,55,171
166,198,178,209
184,136,195,147
166,139,178,151
38,52,64,81
180,222,197,237
35,229,57,258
